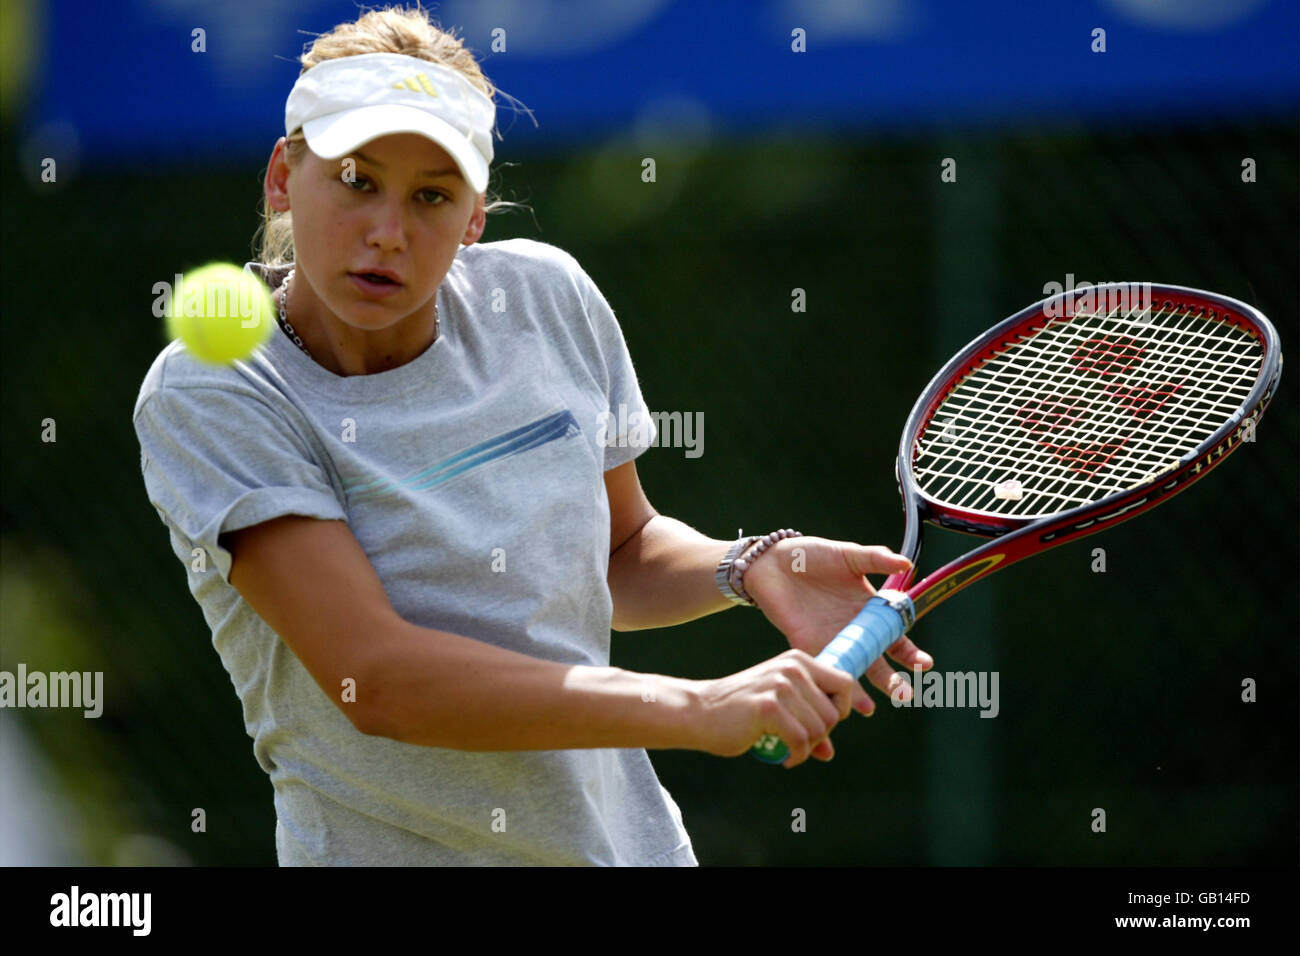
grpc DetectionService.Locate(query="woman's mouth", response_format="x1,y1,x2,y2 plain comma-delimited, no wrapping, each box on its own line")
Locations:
349,273,404,297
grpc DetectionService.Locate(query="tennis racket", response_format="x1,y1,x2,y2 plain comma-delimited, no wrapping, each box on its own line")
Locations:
753,283,1281,764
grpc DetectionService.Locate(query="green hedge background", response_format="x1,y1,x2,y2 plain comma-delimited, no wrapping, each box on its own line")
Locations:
2,120,1296,865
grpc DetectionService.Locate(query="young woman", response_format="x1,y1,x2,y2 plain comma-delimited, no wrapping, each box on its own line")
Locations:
132,5,931,865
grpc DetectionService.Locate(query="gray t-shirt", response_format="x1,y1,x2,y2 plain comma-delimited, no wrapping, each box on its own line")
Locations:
132,238,696,866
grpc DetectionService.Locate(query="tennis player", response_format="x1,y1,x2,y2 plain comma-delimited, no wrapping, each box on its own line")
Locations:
132,4,931,865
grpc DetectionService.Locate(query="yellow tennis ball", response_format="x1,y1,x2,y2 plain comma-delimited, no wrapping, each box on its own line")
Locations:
166,262,275,364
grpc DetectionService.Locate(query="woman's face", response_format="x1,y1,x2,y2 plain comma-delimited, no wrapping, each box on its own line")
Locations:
266,131,485,333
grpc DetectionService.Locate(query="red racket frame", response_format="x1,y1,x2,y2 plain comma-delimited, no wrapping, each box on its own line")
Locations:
881,284,1282,620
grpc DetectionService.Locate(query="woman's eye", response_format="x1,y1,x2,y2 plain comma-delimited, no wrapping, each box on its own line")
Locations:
342,178,444,205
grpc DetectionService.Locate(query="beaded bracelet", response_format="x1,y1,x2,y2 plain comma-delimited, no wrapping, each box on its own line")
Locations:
726,529,803,608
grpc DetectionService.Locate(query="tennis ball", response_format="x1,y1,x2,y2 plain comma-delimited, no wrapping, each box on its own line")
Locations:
167,262,275,364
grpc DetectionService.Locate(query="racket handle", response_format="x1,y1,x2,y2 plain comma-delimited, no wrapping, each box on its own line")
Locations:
751,589,915,765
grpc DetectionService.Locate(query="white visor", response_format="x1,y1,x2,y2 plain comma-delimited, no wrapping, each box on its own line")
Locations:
284,53,495,193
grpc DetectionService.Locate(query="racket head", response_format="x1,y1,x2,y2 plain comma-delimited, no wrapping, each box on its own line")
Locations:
884,283,1281,606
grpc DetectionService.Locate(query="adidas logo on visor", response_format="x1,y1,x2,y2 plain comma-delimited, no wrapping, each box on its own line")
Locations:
393,73,439,97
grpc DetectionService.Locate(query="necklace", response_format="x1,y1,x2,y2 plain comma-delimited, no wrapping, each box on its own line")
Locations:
276,268,440,362
277,269,311,358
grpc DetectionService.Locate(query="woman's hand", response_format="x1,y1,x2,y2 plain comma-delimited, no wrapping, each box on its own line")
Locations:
690,649,858,767
742,536,933,718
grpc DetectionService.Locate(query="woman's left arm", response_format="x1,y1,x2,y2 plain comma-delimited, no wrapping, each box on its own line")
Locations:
605,461,934,713
604,460,734,630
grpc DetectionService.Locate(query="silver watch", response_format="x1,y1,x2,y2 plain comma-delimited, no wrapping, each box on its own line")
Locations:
715,536,760,607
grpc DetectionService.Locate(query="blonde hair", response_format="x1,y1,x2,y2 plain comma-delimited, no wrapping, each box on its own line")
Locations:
255,3,521,267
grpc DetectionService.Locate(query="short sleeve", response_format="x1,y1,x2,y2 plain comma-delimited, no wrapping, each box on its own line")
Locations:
134,385,345,582
572,268,659,471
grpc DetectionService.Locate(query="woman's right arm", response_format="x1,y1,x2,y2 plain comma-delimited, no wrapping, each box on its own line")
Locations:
222,516,856,766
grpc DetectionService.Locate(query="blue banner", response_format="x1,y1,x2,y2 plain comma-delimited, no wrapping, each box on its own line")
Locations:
16,0,1299,168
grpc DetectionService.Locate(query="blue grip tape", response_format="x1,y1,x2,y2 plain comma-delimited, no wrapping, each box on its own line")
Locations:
751,590,914,765
817,597,909,679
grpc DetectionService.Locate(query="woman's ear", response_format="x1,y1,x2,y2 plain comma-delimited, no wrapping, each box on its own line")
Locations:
462,193,486,245
265,138,292,213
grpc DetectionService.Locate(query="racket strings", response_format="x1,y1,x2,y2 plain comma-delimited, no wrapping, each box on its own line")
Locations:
951,318,1251,497
922,305,1258,512
913,301,1263,516
925,315,1256,513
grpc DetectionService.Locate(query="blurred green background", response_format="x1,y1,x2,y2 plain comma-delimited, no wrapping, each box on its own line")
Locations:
4,123,1295,865
2,0,1296,866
